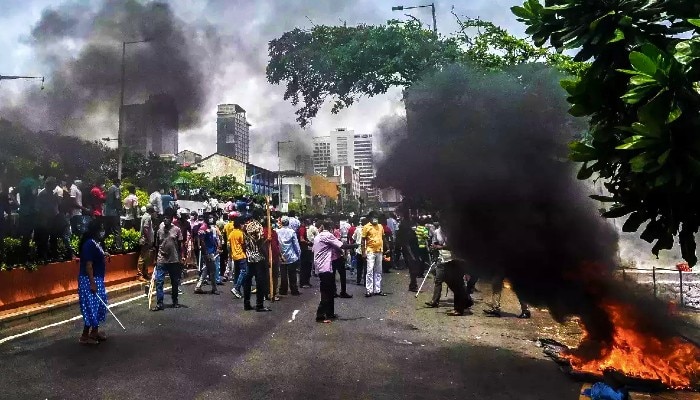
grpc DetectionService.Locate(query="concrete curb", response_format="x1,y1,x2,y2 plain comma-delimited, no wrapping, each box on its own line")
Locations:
0,269,198,330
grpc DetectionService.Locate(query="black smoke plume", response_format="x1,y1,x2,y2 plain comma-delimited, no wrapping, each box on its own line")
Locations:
3,0,220,136
376,64,681,342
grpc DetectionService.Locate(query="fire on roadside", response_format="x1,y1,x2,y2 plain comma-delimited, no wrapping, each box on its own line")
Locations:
563,302,700,389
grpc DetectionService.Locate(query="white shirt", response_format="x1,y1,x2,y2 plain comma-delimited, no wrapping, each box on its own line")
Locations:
353,227,363,255
149,191,163,215
432,227,453,262
53,185,64,197
124,193,139,220
69,184,82,218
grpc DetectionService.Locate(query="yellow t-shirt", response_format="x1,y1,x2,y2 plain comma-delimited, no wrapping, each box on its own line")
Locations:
228,228,246,261
224,221,235,239
362,223,384,253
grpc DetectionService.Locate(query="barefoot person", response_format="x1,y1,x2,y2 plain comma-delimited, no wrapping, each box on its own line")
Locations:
77,219,108,345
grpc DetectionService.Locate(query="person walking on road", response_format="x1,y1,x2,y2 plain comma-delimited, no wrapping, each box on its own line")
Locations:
276,216,301,296
483,276,531,319
427,223,472,316
194,215,220,295
77,219,109,345
313,219,358,323
362,212,386,297
151,208,184,311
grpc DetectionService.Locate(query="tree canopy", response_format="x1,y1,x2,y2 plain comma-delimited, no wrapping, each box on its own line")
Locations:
515,0,700,264
266,17,584,127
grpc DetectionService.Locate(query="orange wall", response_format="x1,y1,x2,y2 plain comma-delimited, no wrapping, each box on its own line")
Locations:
310,174,338,198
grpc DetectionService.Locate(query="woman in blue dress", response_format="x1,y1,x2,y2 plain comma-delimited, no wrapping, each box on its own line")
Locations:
78,219,108,345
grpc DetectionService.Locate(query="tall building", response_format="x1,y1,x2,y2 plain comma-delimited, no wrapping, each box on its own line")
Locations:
216,104,250,163
313,128,375,195
313,136,332,175
123,94,179,156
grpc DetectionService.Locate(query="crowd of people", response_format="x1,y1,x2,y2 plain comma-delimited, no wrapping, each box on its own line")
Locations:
75,196,533,344
1,175,531,343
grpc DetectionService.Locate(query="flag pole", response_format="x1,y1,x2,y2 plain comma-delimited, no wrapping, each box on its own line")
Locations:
266,196,274,301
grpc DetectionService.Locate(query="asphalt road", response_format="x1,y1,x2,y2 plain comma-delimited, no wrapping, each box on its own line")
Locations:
0,269,581,399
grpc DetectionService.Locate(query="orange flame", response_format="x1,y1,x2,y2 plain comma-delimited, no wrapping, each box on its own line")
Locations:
564,303,700,389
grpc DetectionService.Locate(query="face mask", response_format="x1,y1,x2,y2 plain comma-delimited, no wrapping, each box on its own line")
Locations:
371,218,379,225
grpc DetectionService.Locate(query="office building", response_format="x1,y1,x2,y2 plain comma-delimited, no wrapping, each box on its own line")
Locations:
216,104,250,163
313,128,375,195
122,94,179,156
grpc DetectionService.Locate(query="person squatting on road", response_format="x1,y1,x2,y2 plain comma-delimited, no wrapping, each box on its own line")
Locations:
362,212,387,297
313,219,359,323
77,219,109,345
151,208,183,311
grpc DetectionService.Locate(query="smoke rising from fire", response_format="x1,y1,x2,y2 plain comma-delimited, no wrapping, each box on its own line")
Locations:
3,0,221,136
376,64,683,342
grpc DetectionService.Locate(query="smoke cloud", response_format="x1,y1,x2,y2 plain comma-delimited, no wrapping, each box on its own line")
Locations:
3,0,221,136
376,64,681,342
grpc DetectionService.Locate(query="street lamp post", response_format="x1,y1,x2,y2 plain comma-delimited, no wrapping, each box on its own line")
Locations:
117,39,152,180
277,140,294,208
391,3,437,35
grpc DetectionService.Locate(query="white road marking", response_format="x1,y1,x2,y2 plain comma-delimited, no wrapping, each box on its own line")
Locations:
0,278,197,345
288,309,300,322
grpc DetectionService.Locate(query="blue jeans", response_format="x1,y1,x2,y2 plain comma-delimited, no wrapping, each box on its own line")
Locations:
214,254,221,284
234,258,248,291
155,263,181,304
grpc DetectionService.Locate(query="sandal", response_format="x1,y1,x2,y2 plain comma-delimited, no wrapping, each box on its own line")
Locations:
446,310,464,316
90,332,108,342
79,335,99,345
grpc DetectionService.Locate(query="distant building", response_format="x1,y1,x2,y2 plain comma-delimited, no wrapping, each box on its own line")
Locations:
326,165,360,199
245,164,276,196
280,172,311,212
312,136,332,175
279,142,314,175
216,104,250,163
176,150,202,167
122,94,179,156
193,153,246,183
313,128,375,196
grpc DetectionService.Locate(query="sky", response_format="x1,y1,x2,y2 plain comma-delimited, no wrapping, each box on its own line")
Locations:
0,0,525,170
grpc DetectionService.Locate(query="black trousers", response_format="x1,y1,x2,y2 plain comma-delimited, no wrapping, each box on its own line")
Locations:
355,254,366,285
300,248,313,285
332,257,347,294
244,261,266,308
316,272,335,320
444,261,473,313
280,261,300,295
405,253,421,291
18,214,35,257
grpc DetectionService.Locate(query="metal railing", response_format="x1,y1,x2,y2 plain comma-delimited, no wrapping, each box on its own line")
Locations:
618,266,697,310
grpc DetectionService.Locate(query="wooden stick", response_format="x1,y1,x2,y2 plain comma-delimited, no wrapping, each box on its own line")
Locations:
266,196,274,301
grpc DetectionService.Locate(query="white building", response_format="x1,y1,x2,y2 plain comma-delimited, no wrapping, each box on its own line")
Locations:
313,128,375,196
280,174,312,212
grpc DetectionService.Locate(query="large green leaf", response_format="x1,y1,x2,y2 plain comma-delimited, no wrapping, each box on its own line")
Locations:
623,212,648,233
674,39,700,65
629,51,658,76
511,6,533,19
603,205,634,218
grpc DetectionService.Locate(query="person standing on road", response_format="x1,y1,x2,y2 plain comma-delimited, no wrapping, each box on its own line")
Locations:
149,188,163,223
428,223,472,316
194,215,220,295
77,219,108,345
276,216,301,296
362,212,386,297
397,218,421,292
314,219,358,323
152,208,183,311
483,276,531,319
242,214,271,312
353,217,366,285
228,216,247,299
136,206,156,280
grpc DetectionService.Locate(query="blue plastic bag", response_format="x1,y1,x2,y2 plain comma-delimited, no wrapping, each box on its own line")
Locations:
582,382,627,400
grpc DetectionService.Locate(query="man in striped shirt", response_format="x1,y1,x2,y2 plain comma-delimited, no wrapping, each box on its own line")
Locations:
242,214,271,312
